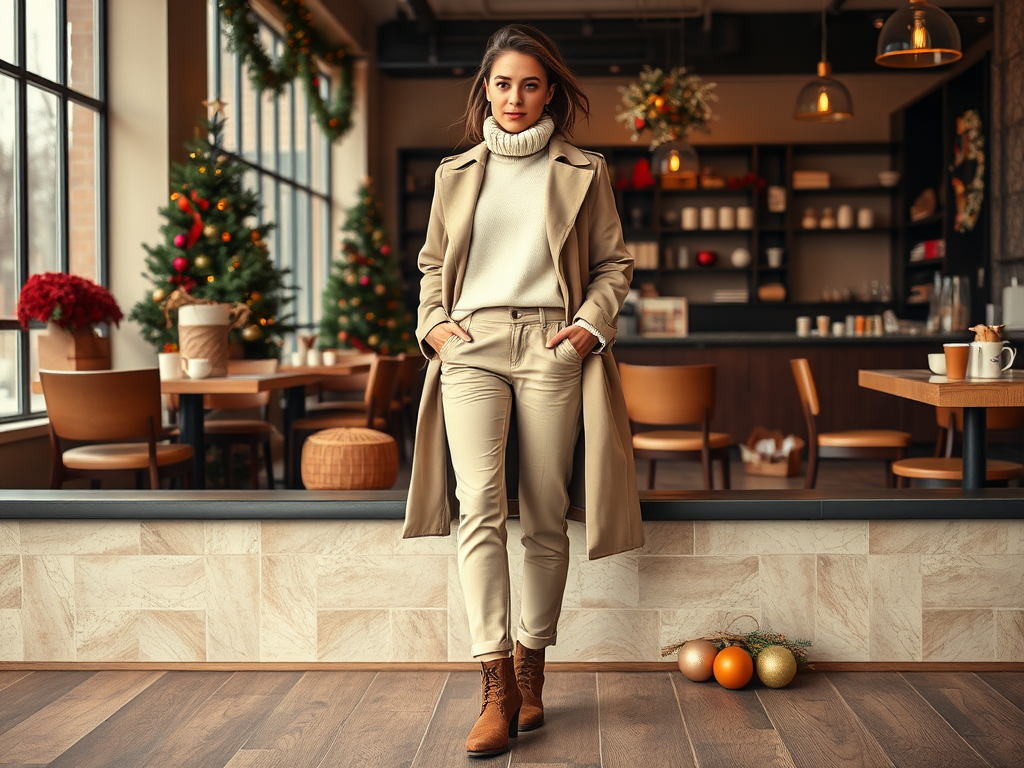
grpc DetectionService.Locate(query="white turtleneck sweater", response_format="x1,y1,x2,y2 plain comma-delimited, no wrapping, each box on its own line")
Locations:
451,115,563,320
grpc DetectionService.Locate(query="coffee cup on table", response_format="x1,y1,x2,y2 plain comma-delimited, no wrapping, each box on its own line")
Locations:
968,341,1016,379
180,357,213,380
796,316,811,337
943,343,970,380
157,352,181,380
927,353,947,375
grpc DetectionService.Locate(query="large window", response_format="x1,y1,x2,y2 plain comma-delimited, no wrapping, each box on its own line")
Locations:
207,2,332,350
0,0,106,423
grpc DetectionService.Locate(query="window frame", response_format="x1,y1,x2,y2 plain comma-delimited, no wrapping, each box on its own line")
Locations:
207,3,332,351
0,0,109,425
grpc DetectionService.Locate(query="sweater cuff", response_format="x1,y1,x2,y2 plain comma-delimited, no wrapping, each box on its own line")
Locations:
574,319,607,353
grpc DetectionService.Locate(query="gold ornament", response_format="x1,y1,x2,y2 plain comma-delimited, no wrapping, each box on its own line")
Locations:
368,334,380,346
677,640,718,682
193,255,211,270
198,166,206,174
345,273,356,285
337,298,347,308
241,324,262,342
351,297,361,307
203,224,218,238
189,152,197,159
152,288,166,302
756,645,797,688
206,275,214,283
374,284,386,295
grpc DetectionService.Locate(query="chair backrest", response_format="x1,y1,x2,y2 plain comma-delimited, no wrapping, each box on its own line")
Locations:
937,406,1024,432
320,352,378,393
42,369,162,442
204,358,278,411
366,356,403,419
395,354,421,404
617,363,716,427
790,359,821,417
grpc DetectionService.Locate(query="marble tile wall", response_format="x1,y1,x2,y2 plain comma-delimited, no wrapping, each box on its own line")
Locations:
0,519,1022,663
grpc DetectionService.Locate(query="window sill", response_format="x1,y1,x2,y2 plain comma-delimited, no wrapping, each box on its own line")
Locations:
0,418,49,446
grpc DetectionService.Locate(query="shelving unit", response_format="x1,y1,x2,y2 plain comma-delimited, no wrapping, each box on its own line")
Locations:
891,52,990,320
397,141,898,320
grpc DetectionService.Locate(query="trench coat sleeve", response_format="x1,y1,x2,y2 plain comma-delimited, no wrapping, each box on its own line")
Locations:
415,165,452,359
571,157,633,346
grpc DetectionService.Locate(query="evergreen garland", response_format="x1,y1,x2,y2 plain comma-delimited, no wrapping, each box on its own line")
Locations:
218,0,354,143
661,616,813,666
617,66,718,150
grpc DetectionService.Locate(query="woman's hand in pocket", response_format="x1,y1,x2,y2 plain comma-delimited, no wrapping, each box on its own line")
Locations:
546,324,597,358
426,321,472,355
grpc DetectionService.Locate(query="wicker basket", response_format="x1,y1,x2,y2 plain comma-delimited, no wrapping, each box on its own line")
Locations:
301,427,398,490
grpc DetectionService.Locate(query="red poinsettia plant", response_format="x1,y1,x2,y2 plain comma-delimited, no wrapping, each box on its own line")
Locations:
17,272,124,331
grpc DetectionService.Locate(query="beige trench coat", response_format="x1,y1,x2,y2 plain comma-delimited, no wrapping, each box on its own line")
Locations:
402,136,644,560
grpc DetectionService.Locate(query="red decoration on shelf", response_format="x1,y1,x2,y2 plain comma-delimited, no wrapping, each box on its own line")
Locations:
696,250,717,267
632,157,656,189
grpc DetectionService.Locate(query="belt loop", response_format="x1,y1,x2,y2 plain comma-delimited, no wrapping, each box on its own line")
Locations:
539,307,546,326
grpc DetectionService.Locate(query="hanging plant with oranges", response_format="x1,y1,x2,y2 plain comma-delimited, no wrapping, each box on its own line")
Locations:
617,65,718,150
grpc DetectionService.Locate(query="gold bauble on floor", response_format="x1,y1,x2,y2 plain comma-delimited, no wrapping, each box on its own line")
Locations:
756,645,797,688
676,639,718,681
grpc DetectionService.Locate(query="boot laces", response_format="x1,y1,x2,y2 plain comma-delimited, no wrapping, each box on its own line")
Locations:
481,663,504,711
516,648,542,691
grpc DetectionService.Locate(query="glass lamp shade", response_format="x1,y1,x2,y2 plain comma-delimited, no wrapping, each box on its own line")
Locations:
876,1,962,68
793,62,853,122
651,140,700,177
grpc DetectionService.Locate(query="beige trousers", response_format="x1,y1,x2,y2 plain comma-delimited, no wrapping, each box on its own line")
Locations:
440,306,583,658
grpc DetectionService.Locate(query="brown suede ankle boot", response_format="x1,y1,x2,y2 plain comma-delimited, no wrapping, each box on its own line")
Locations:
466,656,523,758
514,641,545,731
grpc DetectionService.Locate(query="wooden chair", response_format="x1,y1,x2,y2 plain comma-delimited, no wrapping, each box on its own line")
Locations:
934,406,1024,458
618,362,731,490
306,352,377,413
790,358,911,489
42,369,194,489
201,358,279,489
287,356,403,487
390,354,423,462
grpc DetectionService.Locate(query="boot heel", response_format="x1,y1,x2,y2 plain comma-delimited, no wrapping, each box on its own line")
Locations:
508,708,520,739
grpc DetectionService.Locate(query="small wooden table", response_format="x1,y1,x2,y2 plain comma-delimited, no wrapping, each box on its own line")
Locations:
161,372,321,489
859,369,1024,489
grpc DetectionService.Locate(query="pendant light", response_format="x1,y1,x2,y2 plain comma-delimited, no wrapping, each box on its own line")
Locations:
876,0,962,68
794,8,853,122
652,21,700,180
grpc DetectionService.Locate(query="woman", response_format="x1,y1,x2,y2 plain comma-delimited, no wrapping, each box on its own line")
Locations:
403,24,643,758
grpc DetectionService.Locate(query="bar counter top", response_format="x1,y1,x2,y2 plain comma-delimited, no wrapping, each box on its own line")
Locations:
615,331,1024,347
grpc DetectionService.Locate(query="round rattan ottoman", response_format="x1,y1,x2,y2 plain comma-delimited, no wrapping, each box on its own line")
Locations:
301,428,398,490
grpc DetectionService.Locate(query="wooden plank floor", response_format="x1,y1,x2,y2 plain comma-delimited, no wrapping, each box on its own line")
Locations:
1,670,1022,767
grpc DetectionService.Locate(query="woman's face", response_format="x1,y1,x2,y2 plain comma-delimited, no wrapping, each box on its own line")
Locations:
484,51,555,134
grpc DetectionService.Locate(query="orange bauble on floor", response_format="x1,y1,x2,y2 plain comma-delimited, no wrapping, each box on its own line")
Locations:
712,646,754,689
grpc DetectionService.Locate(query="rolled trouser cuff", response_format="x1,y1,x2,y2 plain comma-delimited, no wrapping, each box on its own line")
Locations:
515,629,557,650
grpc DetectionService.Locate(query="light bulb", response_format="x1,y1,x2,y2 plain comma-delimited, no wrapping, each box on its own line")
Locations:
817,90,830,113
669,153,681,173
912,10,929,49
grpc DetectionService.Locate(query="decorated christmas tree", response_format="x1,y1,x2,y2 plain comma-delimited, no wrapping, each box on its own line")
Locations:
129,115,292,357
319,181,413,354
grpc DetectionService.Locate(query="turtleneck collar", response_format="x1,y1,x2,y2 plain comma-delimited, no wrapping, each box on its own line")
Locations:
483,114,555,158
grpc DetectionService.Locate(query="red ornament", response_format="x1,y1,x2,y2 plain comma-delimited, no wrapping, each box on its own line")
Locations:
696,250,717,267
632,158,656,189
359,275,370,286
311,75,320,88
172,256,189,273
173,234,186,248
634,116,646,131
380,244,390,256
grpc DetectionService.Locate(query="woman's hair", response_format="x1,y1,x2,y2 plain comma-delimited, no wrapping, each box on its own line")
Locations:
460,24,591,145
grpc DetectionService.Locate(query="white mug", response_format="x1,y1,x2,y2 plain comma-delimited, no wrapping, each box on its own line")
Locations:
681,207,699,230
322,350,338,366
306,348,322,367
180,357,212,379
717,206,735,230
700,206,717,230
968,341,1016,379
157,352,181,380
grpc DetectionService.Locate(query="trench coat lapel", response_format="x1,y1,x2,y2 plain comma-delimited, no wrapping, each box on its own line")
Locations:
545,138,595,272
439,143,488,303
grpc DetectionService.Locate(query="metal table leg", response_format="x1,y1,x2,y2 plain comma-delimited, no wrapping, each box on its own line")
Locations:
283,384,307,489
962,406,986,490
178,393,206,490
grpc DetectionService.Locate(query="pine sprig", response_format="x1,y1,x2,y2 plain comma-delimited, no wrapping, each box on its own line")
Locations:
661,616,813,666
